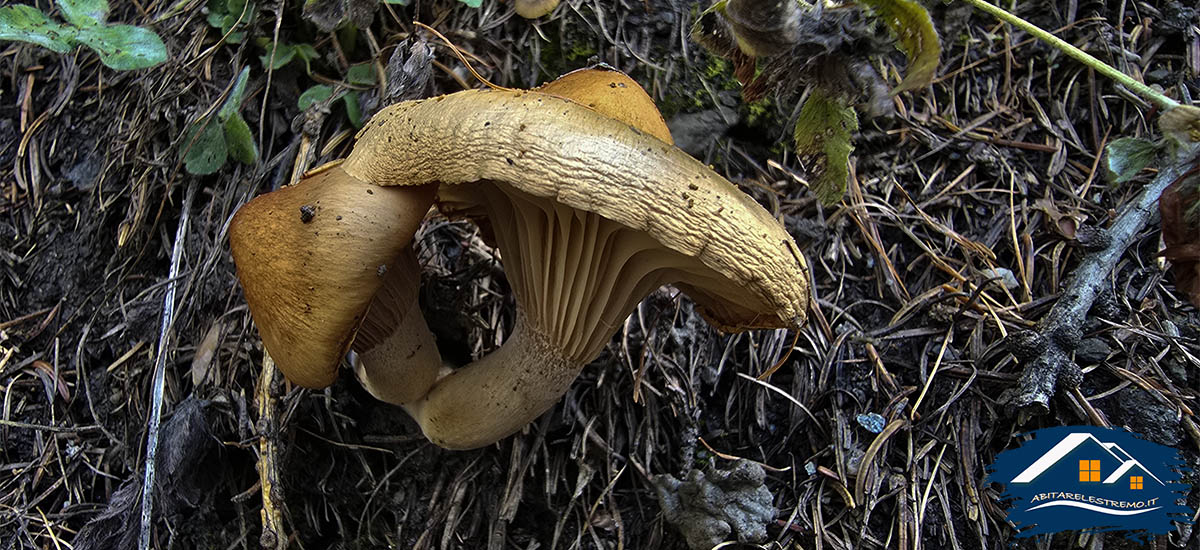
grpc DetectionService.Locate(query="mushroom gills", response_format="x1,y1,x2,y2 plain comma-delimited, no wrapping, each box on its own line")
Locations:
410,181,772,449
343,84,809,450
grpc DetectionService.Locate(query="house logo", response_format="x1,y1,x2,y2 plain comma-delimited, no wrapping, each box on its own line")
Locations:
986,426,1192,540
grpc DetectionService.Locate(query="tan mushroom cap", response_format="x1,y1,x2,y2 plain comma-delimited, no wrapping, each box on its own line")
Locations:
229,164,435,388
341,85,808,449
439,67,673,248
514,0,558,18
535,66,673,144
342,89,809,333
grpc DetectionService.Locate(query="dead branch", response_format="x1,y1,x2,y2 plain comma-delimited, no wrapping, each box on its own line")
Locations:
1001,157,1195,416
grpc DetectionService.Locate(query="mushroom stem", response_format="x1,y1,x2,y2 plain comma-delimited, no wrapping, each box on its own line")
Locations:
409,312,582,450
353,247,444,406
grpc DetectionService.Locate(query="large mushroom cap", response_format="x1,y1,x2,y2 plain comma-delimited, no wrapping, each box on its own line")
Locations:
341,83,809,449
343,89,809,334
229,164,435,388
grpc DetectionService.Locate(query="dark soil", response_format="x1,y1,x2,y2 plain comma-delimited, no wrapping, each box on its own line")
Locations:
2,0,1198,549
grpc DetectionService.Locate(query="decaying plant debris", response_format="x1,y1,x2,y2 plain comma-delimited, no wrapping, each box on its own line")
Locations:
2,0,1199,548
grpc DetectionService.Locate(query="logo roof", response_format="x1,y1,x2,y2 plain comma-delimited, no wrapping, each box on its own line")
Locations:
1010,432,1164,485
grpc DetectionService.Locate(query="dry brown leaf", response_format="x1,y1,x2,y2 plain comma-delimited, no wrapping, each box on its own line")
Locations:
1158,182,1200,308
1033,197,1087,240
190,320,224,387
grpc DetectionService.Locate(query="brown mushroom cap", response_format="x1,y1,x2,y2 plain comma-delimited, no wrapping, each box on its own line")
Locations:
228,164,435,388
514,0,558,18
343,89,808,332
535,66,674,144
341,85,808,449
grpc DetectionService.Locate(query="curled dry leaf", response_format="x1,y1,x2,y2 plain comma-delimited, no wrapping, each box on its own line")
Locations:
190,320,224,387
1033,197,1087,240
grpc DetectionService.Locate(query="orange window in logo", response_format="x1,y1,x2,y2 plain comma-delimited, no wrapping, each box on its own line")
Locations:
1079,460,1101,482
1130,476,1143,490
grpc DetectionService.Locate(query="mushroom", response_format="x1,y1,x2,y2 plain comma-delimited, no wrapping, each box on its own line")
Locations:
514,0,557,18
345,70,810,449
228,162,436,390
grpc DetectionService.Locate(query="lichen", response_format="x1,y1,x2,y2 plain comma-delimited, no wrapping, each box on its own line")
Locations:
653,459,777,549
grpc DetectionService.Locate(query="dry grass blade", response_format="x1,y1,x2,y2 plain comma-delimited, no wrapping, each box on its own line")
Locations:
138,183,193,550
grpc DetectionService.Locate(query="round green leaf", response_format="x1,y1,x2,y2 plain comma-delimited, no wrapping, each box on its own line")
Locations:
1105,137,1159,184
260,43,296,70
56,0,110,27
223,114,258,165
345,62,375,86
0,5,78,54
298,84,334,111
183,121,228,175
76,24,167,70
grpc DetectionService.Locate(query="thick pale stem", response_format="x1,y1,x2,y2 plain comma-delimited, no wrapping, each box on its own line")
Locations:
354,248,443,406
409,314,582,450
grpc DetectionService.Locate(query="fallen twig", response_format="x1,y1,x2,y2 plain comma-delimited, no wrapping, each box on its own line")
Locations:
255,353,288,550
1001,159,1194,416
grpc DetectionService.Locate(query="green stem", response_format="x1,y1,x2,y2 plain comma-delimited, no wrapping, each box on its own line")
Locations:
962,0,1179,111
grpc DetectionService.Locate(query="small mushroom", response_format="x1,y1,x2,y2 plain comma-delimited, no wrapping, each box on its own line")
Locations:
228,162,436,388
345,73,810,449
514,0,557,18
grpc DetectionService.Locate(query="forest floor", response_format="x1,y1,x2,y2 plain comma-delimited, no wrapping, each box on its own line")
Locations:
1,0,1199,548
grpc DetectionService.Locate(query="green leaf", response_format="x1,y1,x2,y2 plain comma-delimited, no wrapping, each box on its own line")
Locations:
293,43,317,74
183,121,228,175
343,92,362,127
226,0,250,19
457,0,482,7
345,62,375,86
1105,137,1159,184
218,66,251,121
259,42,295,70
216,0,253,43
298,84,334,110
223,114,258,164
793,91,858,206
859,0,940,94
75,24,167,70
0,5,78,54
57,0,109,27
